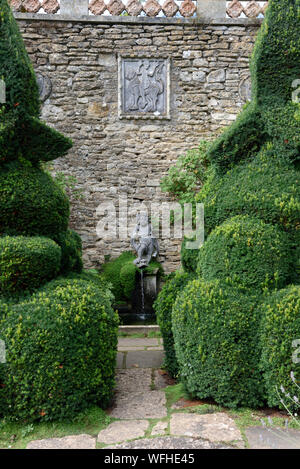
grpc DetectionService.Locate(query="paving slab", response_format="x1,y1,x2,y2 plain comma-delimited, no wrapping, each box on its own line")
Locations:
116,352,124,369
170,412,243,444
126,350,164,368
110,390,167,419
245,426,300,449
104,436,231,449
118,338,159,348
114,369,152,395
26,434,96,449
154,370,170,390
118,347,145,351
151,421,168,436
98,420,149,445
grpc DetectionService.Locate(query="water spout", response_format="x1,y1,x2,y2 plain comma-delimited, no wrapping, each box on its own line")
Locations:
140,268,145,315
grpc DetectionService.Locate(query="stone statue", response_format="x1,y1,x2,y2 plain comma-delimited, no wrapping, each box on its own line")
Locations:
131,211,159,268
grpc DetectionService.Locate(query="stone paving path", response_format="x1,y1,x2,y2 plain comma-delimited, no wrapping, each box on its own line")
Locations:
26,337,300,450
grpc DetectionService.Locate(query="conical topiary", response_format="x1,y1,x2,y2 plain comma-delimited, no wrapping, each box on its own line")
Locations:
0,0,72,164
0,0,118,422
168,0,300,409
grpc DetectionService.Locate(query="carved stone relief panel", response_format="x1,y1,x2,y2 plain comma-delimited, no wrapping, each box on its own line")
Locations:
118,57,170,119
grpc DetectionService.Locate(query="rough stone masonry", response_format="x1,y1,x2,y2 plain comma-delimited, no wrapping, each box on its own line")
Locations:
16,15,260,273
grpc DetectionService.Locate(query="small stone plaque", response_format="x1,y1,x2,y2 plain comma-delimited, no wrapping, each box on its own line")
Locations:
239,74,252,103
36,73,52,102
119,57,170,119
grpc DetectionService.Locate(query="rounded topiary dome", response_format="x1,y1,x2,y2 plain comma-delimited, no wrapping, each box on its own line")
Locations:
0,163,70,238
259,285,300,410
172,278,263,408
1,278,119,421
0,236,61,293
198,215,292,290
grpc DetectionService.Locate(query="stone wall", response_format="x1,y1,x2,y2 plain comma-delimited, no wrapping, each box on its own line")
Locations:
16,15,260,272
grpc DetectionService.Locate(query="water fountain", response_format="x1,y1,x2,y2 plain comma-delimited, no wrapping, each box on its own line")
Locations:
119,211,160,325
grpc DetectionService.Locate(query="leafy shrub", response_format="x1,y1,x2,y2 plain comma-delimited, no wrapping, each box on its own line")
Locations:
259,285,300,410
154,271,195,377
0,236,61,293
196,145,300,235
101,252,136,303
198,215,292,290
54,230,83,274
120,261,138,300
0,162,70,238
207,103,266,173
0,277,119,422
160,141,211,203
181,236,200,273
207,0,300,173
0,0,72,165
101,252,163,304
172,278,264,408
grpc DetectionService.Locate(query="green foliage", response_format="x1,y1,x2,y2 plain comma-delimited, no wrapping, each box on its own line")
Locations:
0,277,119,422
0,0,72,165
172,278,264,408
154,271,194,377
198,215,292,290
164,0,300,412
196,145,300,236
120,261,138,300
207,104,266,173
259,285,300,410
160,141,211,203
180,236,200,273
101,252,163,303
0,236,61,293
54,230,83,274
100,252,136,303
0,162,70,238
208,0,300,173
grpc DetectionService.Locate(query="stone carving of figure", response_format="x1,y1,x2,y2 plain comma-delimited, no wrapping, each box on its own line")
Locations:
131,211,159,268
140,61,164,112
125,66,142,111
124,60,165,113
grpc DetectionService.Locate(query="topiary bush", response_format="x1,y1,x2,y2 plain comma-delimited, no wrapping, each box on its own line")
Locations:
0,0,72,165
0,278,119,422
0,162,70,238
196,144,300,236
180,236,200,273
172,278,264,408
0,0,118,421
154,271,195,378
198,215,292,290
259,285,300,411
168,0,300,412
207,0,300,173
54,229,83,274
0,236,61,293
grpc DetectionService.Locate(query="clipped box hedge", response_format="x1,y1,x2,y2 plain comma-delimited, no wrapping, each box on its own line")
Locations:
0,277,119,422
196,145,300,236
54,229,83,274
259,285,300,411
172,278,264,409
154,271,195,378
198,215,292,290
0,236,61,294
0,163,70,238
